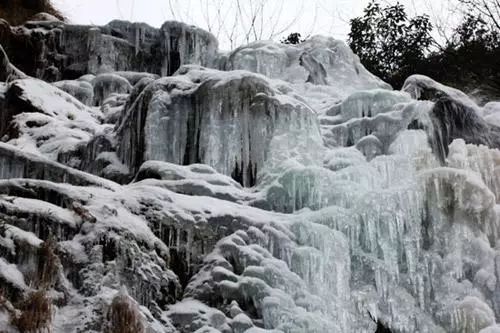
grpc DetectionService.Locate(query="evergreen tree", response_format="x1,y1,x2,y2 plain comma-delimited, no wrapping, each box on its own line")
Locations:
281,32,305,45
348,1,433,88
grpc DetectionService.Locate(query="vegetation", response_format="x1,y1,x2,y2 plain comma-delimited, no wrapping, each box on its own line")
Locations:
104,288,145,333
348,0,500,100
12,290,53,333
0,0,65,25
281,32,305,45
348,1,433,87
37,237,60,289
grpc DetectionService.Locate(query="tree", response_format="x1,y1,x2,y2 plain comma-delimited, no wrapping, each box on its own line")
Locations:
423,13,500,101
280,32,305,44
453,14,499,48
348,1,433,87
166,0,306,49
457,0,500,30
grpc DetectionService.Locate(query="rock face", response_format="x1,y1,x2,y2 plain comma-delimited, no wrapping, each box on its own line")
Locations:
0,20,218,81
2,17,500,333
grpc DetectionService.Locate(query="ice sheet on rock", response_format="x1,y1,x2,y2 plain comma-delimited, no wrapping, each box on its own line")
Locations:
52,79,94,105
117,65,321,187
100,93,129,124
4,17,500,333
356,135,383,160
420,167,497,235
222,37,391,101
0,142,119,189
450,296,495,332
324,146,367,170
481,325,500,333
160,21,219,76
447,139,500,201
255,163,374,213
324,103,413,150
403,74,478,109
135,161,257,203
113,71,160,85
166,298,229,332
484,102,500,127
92,73,132,106
5,78,101,124
326,89,411,121
182,224,349,332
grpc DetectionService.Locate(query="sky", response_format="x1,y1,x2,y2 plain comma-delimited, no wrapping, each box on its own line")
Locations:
53,0,457,50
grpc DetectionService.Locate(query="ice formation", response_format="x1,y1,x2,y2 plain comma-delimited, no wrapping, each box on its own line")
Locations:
1,15,500,333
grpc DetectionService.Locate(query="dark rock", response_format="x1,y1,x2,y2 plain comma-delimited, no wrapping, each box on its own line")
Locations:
429,97,500,162
0,42,26,82
0,19,218,81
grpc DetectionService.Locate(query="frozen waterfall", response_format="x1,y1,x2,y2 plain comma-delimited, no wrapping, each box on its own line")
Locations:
0,16,500,333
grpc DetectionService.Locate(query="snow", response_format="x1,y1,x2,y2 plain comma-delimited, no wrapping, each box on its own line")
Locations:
4,224,43,248
0,257,28,289
403,74,479,110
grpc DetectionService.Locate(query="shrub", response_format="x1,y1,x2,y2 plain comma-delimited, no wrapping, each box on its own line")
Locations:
104,288,145,333
37,237,60,289
281,32,305,45
12,290,53,333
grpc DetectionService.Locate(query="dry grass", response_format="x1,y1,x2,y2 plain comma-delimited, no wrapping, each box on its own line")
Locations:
12,290,53,333
37,237,60,289
105,289,145,333
0,0,66,26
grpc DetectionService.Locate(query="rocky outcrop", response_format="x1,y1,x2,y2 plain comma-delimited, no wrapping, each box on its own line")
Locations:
0,19,218,81
0,78,102,163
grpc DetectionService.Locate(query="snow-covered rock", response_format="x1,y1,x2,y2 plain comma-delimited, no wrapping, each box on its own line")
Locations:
403,74,478,108
1,78,103,163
